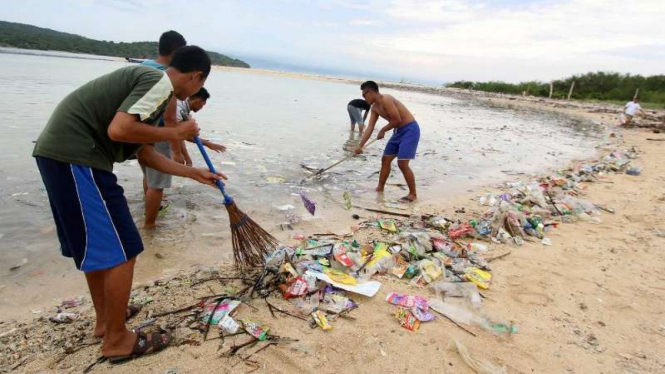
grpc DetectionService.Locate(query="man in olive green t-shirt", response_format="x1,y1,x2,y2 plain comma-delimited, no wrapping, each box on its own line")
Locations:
33,46,224,361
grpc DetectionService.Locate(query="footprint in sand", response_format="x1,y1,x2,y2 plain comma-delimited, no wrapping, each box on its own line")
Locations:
513,291,553,306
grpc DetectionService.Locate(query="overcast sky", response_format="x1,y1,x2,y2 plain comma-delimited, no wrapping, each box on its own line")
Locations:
1,0,663,83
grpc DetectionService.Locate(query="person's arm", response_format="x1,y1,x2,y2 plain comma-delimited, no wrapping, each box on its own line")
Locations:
137,145,226,187
108,112,199,143
181,140,192,166
377,97,402,139
362,107,370,122
202,138,227,153
163,97,185,164
184,137,226,153
355,109,379,154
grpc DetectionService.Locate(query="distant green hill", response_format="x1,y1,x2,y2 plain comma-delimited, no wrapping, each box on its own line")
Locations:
0,20,250,68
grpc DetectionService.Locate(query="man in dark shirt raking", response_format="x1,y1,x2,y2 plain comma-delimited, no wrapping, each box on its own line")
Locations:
32,46,225,362
347,98,371,134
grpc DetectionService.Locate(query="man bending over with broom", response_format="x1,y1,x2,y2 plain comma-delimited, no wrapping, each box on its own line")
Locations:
355,81,420,202
32,46,225,362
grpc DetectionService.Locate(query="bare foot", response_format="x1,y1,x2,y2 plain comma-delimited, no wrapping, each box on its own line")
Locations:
101,330,137,357
375,186,384,193
399,194,417,203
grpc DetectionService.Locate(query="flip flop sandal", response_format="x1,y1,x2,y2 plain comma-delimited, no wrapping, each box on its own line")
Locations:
126,304,143,321
399,196,417,203
107,331,172,364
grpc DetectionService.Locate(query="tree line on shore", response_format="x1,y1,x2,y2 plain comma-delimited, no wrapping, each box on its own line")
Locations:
0,20,250,68
447,72,665,106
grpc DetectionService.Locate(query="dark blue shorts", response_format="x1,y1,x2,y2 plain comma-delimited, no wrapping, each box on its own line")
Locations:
35,156,143,272
383,121,420,160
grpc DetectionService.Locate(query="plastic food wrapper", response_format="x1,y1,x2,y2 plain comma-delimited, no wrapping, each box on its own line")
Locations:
243,320,269,341
343,191,353,210
300,191,316,215
379,219,397,233
333,244,354,267
280,262,298,278
303,243,334,256
306,270,381,297
284,277,310,298
324,268,357,285
450,340,507,374
419,260,443,283
403,264,420,279
323,294,353,313
465,268,492,290
302,273,318,291
218,315,240,334
401,231,433,255
411,306,436,322
265,246,294,268
386,292,429,310
395,308,420,332
390,256,410,278
312,310,333,331
366,243,391,267
449,223,474,239
49,312,79,324
200,299,241,325
266,177,285,184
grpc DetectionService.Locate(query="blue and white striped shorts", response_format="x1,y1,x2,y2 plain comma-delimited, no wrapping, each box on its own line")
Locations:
36,156,143,272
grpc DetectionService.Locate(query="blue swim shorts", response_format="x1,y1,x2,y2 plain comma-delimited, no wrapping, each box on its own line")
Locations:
35,156,143,272
383,121,420,160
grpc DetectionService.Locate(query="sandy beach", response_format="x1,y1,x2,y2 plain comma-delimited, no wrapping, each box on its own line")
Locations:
1,71,664,374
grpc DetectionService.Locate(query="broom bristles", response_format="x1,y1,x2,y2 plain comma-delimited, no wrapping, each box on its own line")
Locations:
226,202,279,270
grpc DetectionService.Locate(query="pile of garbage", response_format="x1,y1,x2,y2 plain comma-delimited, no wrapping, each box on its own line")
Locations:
254,147,638,334
0,148,638,372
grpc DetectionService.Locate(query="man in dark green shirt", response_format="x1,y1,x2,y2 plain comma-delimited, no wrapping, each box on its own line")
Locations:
33,46,224,361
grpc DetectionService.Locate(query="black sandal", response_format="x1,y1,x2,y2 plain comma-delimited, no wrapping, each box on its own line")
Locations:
107,331,172,364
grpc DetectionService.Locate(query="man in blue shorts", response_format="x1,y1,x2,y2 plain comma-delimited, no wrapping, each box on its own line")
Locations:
355,81,420,202
32,46,225,361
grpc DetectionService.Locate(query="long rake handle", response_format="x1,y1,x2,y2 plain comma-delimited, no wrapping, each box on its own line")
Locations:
305,138,379,180
194,136,233,205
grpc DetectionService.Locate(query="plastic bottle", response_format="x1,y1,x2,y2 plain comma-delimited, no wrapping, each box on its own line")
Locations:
428,299,489,328
469,242,489,252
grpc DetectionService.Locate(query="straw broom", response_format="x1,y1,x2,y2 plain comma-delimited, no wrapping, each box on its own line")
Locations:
194,137,279,269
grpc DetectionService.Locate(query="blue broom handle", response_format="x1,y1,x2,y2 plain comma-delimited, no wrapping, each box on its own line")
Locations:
194,136,233,205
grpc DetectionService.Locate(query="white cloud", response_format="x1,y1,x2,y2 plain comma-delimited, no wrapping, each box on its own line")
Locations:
344,0,665,82
385,0,478,24
348,19,380,26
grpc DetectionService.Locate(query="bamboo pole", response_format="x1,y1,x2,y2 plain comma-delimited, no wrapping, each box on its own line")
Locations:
567,81,575,100
633,88,639,100
549,82,553,99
